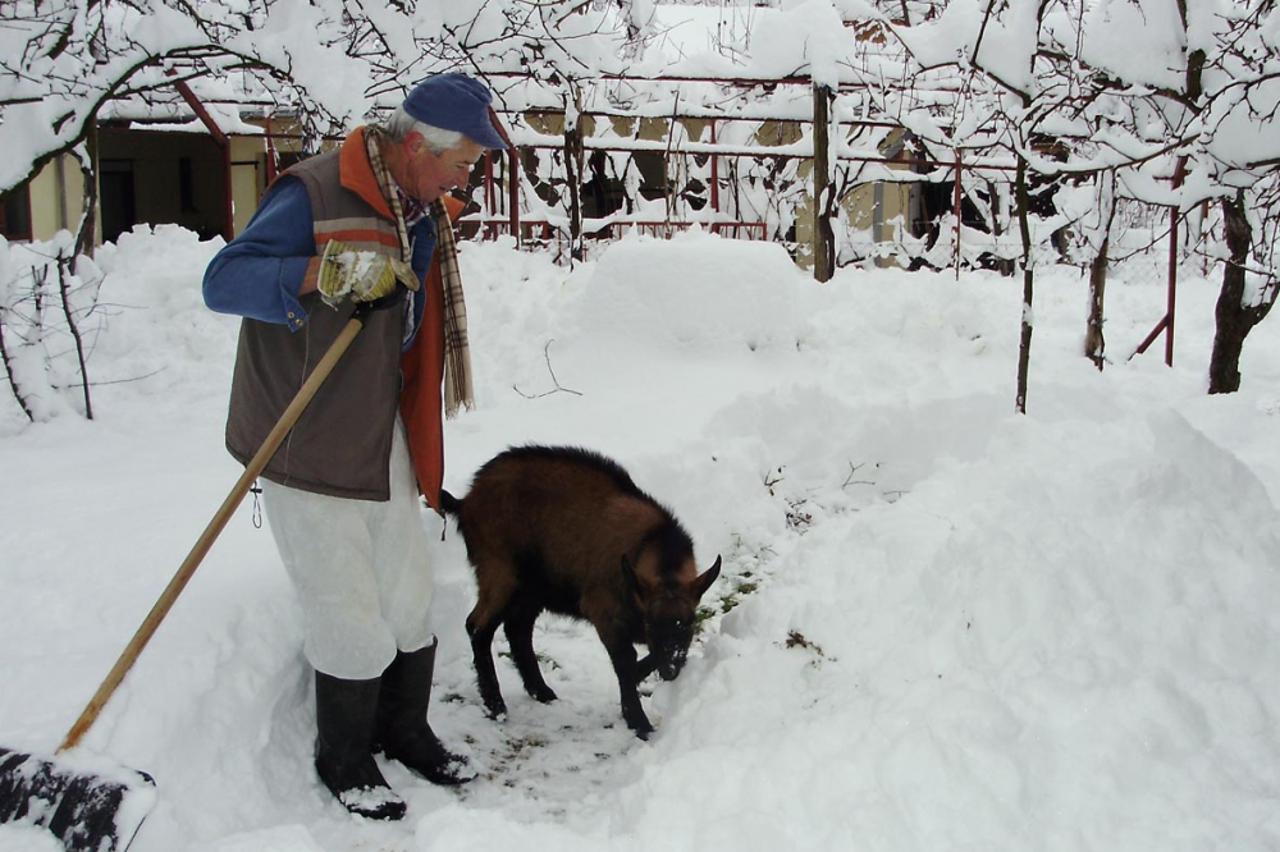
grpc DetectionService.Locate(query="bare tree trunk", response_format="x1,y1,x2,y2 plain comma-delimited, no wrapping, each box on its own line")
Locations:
564,122,584,262
56,251,93,419
812,83,835,282
66,124,99,418
73,124,99,261
987,179,1015,277
1208,191,1273,394
0,311,34,422
1084,238,1109,370
1084,171,1119,371
1014,155,1034,414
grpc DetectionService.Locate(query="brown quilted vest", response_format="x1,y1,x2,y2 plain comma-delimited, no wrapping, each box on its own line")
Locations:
224,140,413,501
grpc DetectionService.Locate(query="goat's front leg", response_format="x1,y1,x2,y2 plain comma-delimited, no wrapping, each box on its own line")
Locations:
635,653,658,680
596,628,653,740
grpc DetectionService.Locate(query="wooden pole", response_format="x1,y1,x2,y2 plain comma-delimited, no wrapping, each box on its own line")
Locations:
812,83,833,283
59,312,367,752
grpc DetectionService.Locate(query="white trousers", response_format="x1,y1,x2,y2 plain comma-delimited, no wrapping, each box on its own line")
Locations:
261,419,434,680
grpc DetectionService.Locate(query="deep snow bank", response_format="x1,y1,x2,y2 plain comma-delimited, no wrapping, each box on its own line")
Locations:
3,227,1279,851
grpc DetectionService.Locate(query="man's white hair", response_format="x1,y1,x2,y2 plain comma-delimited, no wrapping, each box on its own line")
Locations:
383,105,465,153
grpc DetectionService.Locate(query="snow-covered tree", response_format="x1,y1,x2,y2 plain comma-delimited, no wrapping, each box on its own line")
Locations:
866,0,1280,399
0,0,645,420
0,0,647,198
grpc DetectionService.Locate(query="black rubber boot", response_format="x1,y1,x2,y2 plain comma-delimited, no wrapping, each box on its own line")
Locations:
375,639,475,786
314,671,407,820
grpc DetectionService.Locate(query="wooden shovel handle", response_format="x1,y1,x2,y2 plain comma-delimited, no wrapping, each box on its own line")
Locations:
59,313,366,753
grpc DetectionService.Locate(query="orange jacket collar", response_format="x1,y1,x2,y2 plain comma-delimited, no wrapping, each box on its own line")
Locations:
339,126,393,219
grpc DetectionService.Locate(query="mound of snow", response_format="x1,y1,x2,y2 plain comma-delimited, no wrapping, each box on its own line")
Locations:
575,229,809,351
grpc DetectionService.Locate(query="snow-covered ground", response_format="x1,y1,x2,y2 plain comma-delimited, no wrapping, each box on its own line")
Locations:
2,226,1279,851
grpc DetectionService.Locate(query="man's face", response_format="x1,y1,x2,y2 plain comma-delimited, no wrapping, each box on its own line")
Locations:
401,133,486,204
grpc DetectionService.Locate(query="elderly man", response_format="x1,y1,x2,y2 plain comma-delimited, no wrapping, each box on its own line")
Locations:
203,73,505,820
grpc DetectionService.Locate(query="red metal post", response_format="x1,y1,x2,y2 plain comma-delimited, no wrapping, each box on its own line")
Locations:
483,151,495,216
485,106,521,248
1131,314,1170,360
1133,157,1186,366
509,150,521,248
1164,205,1179,367
710,118,720,213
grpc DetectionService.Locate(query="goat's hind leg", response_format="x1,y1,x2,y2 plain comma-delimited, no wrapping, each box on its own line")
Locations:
465,559,515,719
504,596,557,704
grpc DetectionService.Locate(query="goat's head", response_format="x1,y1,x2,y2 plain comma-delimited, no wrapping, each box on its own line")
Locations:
624,551,722,680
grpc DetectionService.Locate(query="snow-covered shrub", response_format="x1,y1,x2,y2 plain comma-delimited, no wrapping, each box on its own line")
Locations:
0,231,101,424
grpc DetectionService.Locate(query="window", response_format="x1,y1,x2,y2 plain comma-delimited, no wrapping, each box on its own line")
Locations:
0,184,33,241
99,159,136,243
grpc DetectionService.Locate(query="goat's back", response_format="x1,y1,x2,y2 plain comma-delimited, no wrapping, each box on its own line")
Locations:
456,446,669,575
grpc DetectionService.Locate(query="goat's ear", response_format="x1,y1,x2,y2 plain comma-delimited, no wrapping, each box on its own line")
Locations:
621,554,641,596
694,555,722,597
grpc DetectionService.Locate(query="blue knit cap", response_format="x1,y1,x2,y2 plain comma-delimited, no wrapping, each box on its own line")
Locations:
402,73,506,150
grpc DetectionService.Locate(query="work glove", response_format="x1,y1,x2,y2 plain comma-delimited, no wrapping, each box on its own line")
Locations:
316,240,420,309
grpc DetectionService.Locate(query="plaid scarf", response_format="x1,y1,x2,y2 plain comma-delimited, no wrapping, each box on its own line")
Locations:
428,197,475,417
366,128,475,417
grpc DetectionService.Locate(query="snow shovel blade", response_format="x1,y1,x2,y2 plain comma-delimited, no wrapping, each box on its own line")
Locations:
0,747,156,852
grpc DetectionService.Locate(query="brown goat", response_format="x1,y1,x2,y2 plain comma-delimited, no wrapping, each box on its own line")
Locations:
441,445,721,739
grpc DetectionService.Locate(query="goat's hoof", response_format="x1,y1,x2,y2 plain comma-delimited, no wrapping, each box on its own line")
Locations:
627,720,654,741
531,686,558,703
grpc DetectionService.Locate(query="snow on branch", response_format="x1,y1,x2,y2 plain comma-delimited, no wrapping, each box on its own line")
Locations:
1,0,648,196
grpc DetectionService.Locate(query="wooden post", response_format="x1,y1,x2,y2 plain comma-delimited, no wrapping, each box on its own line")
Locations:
812,83,834,282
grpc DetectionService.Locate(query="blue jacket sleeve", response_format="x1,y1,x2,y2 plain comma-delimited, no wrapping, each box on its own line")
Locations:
202,178,313,331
